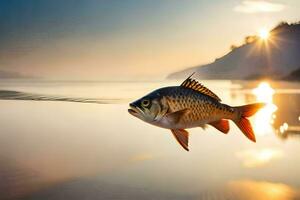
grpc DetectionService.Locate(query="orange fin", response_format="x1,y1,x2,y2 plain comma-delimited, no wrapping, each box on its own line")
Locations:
234,117,256,142
209,119,229,134
233,102,266,142
180,74,221,102
171,129,189,151
235,103,266,117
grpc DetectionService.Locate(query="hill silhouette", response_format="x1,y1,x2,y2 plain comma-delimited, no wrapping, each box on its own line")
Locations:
168,22,300,80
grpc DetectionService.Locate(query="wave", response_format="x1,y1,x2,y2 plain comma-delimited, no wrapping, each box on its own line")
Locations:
0,90,122,104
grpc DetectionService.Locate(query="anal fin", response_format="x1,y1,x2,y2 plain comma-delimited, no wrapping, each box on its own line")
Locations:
208,119,229,134
171,129,189,151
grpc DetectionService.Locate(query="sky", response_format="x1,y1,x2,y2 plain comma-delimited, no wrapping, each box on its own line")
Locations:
0,0,299,80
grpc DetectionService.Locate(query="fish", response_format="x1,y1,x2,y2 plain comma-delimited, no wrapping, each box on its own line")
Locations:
128,74,265,151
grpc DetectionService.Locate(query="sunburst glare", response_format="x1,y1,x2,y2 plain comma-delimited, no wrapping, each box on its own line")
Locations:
258,28,270,40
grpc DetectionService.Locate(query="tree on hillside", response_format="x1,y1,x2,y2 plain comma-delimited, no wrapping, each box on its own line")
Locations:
244,35,257,44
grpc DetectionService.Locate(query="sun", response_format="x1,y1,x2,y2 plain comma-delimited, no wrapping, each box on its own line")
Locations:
258,28,270,40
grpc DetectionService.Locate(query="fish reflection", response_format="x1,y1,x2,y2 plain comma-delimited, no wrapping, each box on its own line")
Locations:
252,82,277,136
236,148,283,168
227,180,298,200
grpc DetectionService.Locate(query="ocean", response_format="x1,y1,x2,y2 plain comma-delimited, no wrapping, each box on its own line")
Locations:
0,79,299,200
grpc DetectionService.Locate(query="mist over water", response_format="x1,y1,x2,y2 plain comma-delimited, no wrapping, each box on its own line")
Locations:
0,80,299,200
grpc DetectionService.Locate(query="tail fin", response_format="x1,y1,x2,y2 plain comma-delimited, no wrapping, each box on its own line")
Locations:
233,103,266,142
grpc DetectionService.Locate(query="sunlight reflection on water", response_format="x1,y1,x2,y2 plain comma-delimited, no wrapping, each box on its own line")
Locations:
227,180,297,200
236,148,283,168
252,82,277,136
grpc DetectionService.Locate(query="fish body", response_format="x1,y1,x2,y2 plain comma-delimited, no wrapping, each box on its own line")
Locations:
148,86,235,129
128,75,265,151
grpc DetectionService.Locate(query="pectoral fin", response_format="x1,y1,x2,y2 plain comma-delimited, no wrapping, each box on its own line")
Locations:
208,119,229,134
165,108,190,124
171,129,189,151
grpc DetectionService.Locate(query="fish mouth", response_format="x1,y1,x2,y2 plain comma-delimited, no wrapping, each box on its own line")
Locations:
128,104,143,117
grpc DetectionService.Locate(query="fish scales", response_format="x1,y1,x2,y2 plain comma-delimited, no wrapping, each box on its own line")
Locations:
163,87,232,125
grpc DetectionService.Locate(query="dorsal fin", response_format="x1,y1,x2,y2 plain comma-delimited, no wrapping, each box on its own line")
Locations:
180,73,221,102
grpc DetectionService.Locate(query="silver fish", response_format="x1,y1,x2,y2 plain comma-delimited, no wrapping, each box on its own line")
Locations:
128,74,265,151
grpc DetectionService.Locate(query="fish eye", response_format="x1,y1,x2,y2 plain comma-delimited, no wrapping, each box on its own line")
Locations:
141,99,150,107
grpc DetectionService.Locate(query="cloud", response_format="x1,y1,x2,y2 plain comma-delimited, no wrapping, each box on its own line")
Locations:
234,1,285,13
